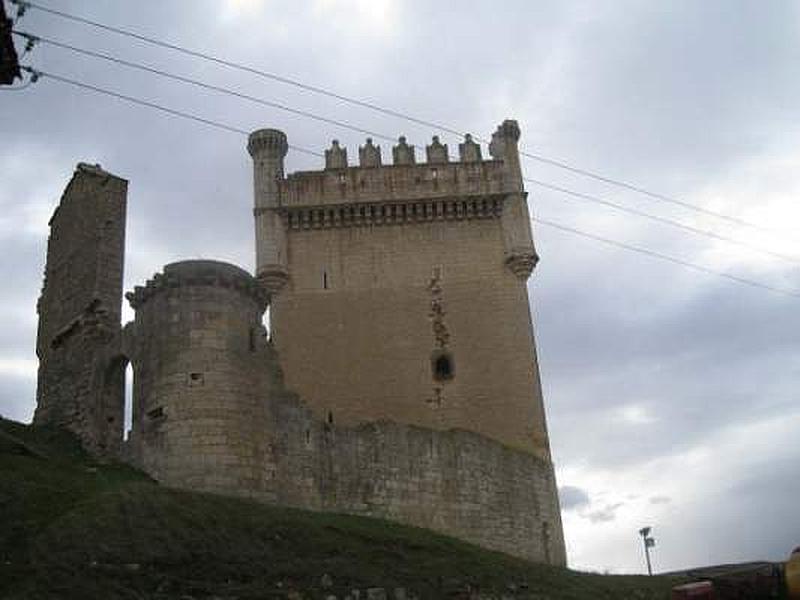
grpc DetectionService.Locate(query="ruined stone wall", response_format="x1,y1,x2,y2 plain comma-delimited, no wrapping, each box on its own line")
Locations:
267,390,567,565
34,163,127,456
125,261,278,498
125,260,566,565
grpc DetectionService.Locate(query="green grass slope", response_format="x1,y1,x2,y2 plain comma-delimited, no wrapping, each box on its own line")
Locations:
0,417,680,599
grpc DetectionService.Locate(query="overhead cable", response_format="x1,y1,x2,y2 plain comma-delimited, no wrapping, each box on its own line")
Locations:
15,31,798,264
20,66,323,157
532,216,800,299
13,0,787,235
18,65,797,300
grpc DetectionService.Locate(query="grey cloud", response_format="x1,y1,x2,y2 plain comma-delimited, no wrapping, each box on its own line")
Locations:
585,502,625,524
0,377,36,423
2,0,798,573
559,485,591,511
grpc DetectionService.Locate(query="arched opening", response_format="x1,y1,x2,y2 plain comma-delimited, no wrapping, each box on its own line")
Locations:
262,305,271,342
432,351,454,382
98,355,130,454
124,362,133,441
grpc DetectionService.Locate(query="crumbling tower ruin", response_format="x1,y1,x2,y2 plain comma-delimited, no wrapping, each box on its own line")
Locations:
34,163,127,456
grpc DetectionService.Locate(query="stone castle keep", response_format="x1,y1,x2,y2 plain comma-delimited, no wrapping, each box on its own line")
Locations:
33,120,567,565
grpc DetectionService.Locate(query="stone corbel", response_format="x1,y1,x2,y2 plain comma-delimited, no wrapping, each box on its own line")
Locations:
505,251,539,280
257,265,290,297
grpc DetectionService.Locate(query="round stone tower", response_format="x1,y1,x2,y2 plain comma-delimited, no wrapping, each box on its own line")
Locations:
248,128,289,296
125,260,276,498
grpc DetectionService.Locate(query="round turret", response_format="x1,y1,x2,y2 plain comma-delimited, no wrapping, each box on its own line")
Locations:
248,129,291,297
126,260,275,497
247,128,288,160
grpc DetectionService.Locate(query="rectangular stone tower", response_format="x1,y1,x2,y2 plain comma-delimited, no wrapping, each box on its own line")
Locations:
249,121,554,460
34,163,127,456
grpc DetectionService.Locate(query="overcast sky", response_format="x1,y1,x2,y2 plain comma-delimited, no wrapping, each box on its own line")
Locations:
1,0,798,574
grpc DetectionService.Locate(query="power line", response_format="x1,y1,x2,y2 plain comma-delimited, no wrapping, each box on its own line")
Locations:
525,177,800,264
11,0,454,134
13,0,787,235
12,30,397,144
17,66,799,300
532,216,800,299
520,149,776,233
15,31,798,264
20,67,323,157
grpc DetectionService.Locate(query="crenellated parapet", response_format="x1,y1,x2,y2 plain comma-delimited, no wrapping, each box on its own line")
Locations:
281,124,525,209
247,128,288,162
125,260,268,311
281,159,510,207
249,120,538,290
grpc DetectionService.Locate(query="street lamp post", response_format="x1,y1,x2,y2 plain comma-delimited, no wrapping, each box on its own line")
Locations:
639,527,656,575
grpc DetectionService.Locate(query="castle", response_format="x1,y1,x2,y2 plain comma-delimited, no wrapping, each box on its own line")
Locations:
33,120,567,565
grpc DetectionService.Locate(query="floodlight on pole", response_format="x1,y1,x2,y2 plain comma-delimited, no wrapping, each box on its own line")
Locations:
638,526,655,575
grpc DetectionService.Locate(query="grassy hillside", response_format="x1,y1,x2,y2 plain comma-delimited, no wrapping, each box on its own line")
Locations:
0,417,681,599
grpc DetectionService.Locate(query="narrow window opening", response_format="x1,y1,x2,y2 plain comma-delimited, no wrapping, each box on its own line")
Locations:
188,372,204,386
323,270,328,289
433,353,454,382
123,362,133,440
305,429,311,446
327,411,334,425
263,306,271,342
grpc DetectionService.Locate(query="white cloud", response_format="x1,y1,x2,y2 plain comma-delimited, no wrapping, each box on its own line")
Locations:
0,358,38,379
691,150,800,275
311,0,401,38
558,409,800,572
614,403,658,426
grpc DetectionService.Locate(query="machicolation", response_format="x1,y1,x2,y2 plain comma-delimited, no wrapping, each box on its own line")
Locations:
33,121,567,565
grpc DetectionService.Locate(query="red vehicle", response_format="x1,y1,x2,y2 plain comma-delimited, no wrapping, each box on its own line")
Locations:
672,562,785,599
672,581,716,599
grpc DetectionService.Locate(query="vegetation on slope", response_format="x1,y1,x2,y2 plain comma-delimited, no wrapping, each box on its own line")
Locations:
0,417,681,599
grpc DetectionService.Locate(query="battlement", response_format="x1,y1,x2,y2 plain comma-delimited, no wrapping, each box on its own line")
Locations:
280,159,512,209
278,125,523,209
125,260,267,310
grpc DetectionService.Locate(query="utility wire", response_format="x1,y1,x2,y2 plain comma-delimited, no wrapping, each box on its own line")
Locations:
525,178,800,264
13,0,786,235
532,216,800,299
14,31,799,264
12,31,397,144
20,67,323,157
10,0,452,134
21,66,799,300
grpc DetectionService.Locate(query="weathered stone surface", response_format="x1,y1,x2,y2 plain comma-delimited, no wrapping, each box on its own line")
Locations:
268,121,546,459
33,118,565,569
34,163,128,457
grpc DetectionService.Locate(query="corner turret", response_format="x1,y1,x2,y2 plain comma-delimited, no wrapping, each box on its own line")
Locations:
248,128,289,295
